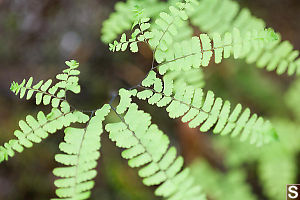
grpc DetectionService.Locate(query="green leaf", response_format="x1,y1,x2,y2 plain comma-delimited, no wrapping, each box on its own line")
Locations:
53,104,110,200
106,103,204,199
137,71,277,146
130,42,138,53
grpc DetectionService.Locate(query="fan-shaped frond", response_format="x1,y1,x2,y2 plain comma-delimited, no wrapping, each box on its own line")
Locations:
106,103,206,200
187,0,300,76
0,108,89,163
52,104,110,200
10,60,81,109
190,160,256,200
154,28,278,74
135,71,277,146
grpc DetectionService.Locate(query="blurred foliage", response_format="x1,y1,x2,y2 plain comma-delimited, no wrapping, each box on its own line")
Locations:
212,118,300,200
0,0,300,199
190,160,256,200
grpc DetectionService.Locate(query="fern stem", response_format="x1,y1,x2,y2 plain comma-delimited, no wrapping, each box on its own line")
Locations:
152,44,233,71
70,112,95,197
25,110,72,138
24,86,66,103
152,53,196,70
152,20,174,69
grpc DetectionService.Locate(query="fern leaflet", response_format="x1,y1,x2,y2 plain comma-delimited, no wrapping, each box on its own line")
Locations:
134,71,277,146
52,104,110,200
10,60,81,110
153,28,278,74
0,109,89,163
106,103,206,200
101,0,167,43
148,1,196,65
109,17,153,53
187,0,300,76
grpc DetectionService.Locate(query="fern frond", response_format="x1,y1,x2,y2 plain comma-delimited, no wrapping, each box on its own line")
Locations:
108,0,196,55
190,160,256,200
187,0,300,76
56,60,81,94
106,103,206,200
0,109,89,163
154,28,278,74
148,0,197,64
135,71,277,146
188,0,265,36
10,60,81,109
101,0,168,43
10,77,60,105
109,17,153,53
52,104,110,200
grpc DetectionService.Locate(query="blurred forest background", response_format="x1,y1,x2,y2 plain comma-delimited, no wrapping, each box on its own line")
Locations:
0,0,299,200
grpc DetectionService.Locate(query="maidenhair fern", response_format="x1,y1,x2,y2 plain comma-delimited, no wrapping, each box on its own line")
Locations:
0,59,208,199
1,0,300,199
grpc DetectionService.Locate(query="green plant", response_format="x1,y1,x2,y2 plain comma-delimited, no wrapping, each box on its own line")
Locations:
103,0,300,76
1,0,300,199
